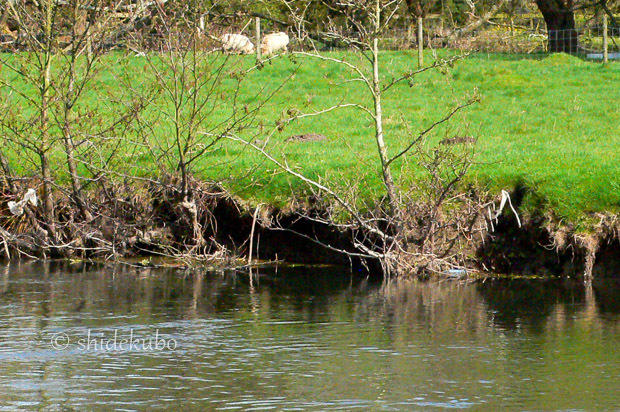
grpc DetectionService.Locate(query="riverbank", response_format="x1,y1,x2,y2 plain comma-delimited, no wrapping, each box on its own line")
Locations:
1,179,617,278
0,51,617,277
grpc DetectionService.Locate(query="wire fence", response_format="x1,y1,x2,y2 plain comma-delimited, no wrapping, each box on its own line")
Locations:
299,24,619,58
1,16,618,60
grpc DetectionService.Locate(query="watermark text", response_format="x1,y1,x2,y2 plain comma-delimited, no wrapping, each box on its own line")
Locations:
50,329,177,352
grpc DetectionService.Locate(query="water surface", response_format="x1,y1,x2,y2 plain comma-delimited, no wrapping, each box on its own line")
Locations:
0,261,618,410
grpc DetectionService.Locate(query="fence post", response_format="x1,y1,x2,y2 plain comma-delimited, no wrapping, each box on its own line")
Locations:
255,17,261,60
603,14,608,63
417,16,423,68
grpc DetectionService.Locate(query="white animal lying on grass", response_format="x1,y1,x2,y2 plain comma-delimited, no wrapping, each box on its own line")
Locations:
221,33,254,54
261,32,289,56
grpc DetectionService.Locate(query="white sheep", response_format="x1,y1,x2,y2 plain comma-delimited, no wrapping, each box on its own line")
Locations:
261,32,289,56
221,33,254,55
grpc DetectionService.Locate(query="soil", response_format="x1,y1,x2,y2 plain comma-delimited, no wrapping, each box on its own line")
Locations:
286,133,328,142
0,181,617,279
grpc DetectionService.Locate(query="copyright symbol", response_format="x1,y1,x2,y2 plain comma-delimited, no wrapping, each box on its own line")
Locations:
51,332,70,350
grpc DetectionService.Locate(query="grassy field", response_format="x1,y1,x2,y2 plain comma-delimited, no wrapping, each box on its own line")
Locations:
2,50,619,224
208,51,619,222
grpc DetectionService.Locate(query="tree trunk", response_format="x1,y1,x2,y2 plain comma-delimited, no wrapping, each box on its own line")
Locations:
39,151,56,238
62,126,92,221
535,0,578,53
40,0,56,238
0,152,15,193
63,0,92,221
372,2,399,220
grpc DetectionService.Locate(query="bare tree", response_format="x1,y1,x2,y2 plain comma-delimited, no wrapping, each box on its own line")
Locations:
0,0,139,251
227,0,483,276
122,2,266,251
0,0,59,236
51,0,132,221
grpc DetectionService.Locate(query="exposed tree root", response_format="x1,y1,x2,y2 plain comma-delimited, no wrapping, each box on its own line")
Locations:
0,178,232,264
480,207,619,279
0,180,617,280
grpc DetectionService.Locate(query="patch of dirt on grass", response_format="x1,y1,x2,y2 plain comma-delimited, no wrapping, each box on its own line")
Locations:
287,133,328,142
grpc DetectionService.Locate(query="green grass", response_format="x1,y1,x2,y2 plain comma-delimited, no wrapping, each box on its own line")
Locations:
2,50,619,224
211,51,619,222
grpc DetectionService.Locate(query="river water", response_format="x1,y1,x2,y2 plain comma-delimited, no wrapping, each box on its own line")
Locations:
0,261,618,411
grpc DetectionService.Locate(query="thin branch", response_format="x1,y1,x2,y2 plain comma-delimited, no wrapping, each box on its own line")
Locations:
386,99,477,167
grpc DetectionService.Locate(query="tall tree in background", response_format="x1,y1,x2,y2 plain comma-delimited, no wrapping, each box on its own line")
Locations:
534,0,618,52
535,0,578,52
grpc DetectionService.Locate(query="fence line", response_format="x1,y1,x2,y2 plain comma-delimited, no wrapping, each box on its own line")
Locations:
1,19,618,59
297,24,619,57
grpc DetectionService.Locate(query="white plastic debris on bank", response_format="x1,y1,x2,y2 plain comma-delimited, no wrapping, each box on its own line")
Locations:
7,189,38,216
488,190,521,232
